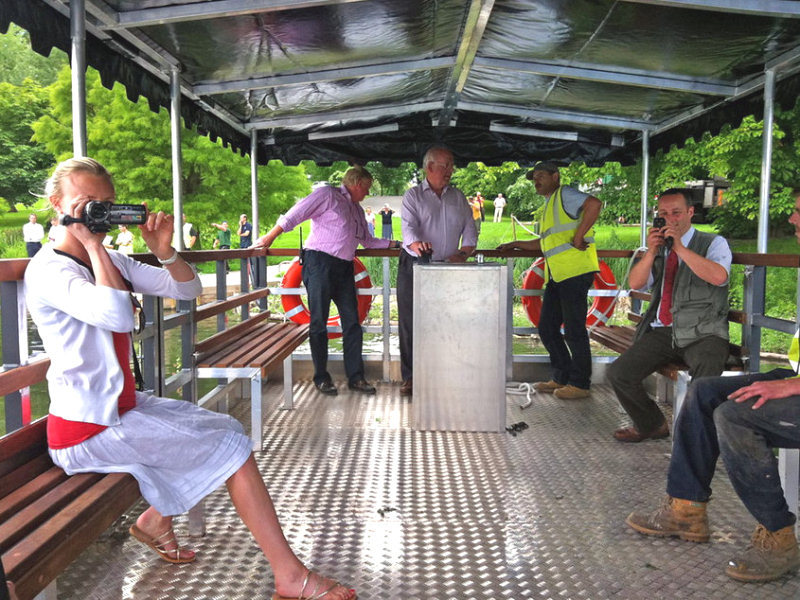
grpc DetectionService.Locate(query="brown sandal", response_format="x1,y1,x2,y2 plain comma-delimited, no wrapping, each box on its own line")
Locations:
129,524,196,564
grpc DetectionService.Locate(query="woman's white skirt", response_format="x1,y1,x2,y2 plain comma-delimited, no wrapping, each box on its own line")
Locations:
50,392,253,516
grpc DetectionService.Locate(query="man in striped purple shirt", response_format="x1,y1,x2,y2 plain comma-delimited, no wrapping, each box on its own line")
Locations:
254,166,399,396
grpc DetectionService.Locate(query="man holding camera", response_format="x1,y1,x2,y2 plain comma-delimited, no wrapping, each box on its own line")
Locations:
607,188,732,442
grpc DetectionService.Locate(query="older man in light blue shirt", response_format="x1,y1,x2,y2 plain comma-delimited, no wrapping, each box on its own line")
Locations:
397,146,478,395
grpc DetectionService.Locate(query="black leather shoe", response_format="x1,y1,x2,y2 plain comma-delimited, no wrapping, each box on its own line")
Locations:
315,380,338,395
400,379,413,396
348,379,376,394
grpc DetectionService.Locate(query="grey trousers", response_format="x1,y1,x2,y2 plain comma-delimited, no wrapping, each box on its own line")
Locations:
607,327,729,433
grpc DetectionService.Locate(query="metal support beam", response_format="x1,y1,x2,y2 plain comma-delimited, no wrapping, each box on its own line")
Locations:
621,0,800,18
70,0,87,157
170,66,184,249
112,0,372,28
439,0,495,124
459,101,652,130
475,57,736,96
246,101,440,130
758,69,776,254
640,130,650,247
193,57,454,96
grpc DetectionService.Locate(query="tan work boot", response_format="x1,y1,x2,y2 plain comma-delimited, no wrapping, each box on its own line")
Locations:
625,495,710,542
726,524,800,582
533,380,565,393
553,384,590,400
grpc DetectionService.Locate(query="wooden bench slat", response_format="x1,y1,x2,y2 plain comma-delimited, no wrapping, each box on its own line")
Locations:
0,419,48,480
0,472,105,555
197,322,309,369
0,360,50,398
0,455,55,506
228,324,304,369
4,474,140,600
197,322,285,366
0,466,68,524
195,288,271,322
194,311,273,355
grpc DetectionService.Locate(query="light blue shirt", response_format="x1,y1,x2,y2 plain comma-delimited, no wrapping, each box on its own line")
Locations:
645,227,732,328
401,180,478,261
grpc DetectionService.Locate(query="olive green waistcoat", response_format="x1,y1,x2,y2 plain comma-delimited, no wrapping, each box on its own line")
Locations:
634,230,730,348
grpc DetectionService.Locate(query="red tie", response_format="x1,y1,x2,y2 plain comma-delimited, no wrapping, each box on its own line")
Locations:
658,250,679,326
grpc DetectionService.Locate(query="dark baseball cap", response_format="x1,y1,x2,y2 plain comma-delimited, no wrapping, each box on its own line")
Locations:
526,161,560,179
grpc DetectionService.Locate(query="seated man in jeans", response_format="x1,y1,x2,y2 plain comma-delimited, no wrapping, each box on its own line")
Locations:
625,193,800,583
607,188,731,442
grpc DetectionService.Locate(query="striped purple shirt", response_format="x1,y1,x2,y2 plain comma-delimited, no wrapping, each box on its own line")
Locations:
277,185,391,261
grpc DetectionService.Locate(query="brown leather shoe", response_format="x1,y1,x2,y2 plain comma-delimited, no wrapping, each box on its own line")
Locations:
400,379,412,396
613,422,670,443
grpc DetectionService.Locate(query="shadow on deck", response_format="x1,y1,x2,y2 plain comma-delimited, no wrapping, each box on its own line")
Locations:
54,382,800,599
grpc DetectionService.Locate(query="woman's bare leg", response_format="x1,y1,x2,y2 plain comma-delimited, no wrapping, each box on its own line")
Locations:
226,454,354,599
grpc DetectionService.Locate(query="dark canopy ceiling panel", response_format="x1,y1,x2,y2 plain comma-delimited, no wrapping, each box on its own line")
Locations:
5,0,800,166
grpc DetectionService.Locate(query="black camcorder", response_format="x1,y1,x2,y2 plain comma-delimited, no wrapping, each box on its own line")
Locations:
652,216,673,249
61,201,147,233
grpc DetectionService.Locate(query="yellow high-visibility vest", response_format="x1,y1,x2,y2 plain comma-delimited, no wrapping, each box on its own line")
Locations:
540,186,599,282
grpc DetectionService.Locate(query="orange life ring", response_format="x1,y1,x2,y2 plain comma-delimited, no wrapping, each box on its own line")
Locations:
521,258,617,328
280,257,373,339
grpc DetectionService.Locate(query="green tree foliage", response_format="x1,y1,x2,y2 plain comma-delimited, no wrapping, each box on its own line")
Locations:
301,160,416,195
0,80,55,208
32,67,308,236
0,24,65,86
451,162,526,199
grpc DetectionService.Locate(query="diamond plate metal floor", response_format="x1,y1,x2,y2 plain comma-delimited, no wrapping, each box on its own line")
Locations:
55,381,800,599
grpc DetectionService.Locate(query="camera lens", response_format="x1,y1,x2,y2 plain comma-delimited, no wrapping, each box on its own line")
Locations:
86,201,110,220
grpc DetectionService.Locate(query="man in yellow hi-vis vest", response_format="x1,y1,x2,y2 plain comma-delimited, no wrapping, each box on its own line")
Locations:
625,192,800,583
497,161,602,399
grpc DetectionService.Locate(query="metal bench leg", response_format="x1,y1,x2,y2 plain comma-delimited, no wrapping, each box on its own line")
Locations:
187,500,206,537
282,354,294,411
656,373,673,406
779,449,799,533
251,373,262,451
33,580,57,600
672,370,691,433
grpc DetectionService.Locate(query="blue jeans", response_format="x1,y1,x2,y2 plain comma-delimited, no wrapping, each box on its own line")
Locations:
301,250,365,386
538,272,594,389
667,369,800,531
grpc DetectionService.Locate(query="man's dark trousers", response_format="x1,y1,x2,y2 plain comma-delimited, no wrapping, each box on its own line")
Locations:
538,272,594,390
301,249,365,386
396,251,416,382
667,369,800,531
608,327,728,434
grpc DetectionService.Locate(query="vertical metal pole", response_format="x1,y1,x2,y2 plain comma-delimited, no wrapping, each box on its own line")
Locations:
250,130,264,293
1,282,23,432
251,131,260,237
382,256,391,381
506,258,514,381
141,295,157,392
640,130,650,247
170,67,184,250
70,0,87,157
758,69,776,254
179,299,196,403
